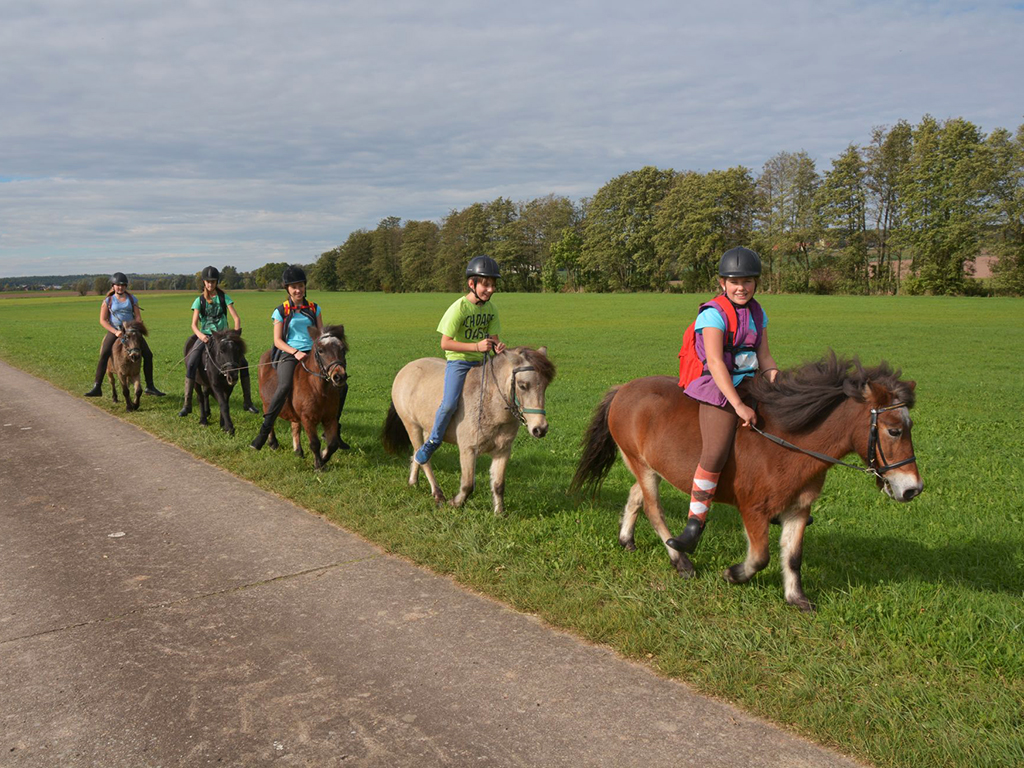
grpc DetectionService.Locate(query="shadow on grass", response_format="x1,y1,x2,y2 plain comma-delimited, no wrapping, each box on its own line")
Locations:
807,531,1024,596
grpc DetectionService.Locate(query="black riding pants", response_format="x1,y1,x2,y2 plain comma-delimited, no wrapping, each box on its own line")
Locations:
264,354,298,419
185,337,205,379
94,331,156,387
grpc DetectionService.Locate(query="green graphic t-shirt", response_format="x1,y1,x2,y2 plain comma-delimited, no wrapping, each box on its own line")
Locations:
191,293,233,335
437,297,501,362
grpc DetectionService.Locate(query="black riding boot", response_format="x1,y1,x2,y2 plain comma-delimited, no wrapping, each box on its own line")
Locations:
250,414,276,450
666,517,706,554
336,382,350,449
84,382,102,397
240,367,259,414
178,378,194,417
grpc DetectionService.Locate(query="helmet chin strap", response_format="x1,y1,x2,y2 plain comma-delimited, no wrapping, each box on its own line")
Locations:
469,279,489,304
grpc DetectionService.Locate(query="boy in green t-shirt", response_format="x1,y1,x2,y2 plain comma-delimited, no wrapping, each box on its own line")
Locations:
414,255,506,465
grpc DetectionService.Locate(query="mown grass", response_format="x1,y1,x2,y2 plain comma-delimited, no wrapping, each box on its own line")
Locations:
1,290,1022,768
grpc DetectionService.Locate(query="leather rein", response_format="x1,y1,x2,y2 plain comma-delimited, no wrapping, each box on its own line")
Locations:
751,402,916,481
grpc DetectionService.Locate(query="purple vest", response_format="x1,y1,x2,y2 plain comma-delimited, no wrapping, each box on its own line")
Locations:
683,298,763,407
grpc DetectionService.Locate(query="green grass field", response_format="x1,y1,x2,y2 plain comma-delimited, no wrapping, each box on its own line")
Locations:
2,290,1022,768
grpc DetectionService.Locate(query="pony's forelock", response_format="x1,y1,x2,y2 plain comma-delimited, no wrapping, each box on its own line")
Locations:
319,324,348,353
514,346,556,384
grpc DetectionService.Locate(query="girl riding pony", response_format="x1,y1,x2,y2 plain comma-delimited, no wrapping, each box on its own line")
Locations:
667,247,779,554
84,272,165,399
179,265,258,417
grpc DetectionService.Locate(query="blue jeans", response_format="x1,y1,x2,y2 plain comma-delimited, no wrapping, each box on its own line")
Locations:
414,359,480,464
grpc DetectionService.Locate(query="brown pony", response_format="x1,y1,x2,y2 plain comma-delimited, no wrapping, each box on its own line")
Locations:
106,320,148,412
570,353,922,611
256,325,348,470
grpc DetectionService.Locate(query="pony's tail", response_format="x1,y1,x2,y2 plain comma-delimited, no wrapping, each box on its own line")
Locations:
569,386,622,499
381,401,411,455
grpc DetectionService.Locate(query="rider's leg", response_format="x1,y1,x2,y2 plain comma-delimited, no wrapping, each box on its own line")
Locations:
179,339,203,417
239,356,259,414
335,381,350,449
414,360,478,465
140,337,165,395
251,355,297,450
85,333,117,396
666,403,738,553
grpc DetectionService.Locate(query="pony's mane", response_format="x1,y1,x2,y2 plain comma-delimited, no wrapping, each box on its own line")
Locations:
319,324,348,353
513,346,556,384
748,351,915,433
211,328,246,354
124,319,148,337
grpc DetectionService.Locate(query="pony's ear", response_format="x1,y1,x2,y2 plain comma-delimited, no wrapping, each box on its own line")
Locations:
537,346,547,357
308,325,322,341
905,380,916,392
862,380,890,406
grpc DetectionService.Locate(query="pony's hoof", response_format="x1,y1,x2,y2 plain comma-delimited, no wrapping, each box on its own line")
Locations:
722,565,747,585
337,437,351,450
243,405,259,414
619,537,636,552
673,554,695,578
788,596,817,613
178,408,191,417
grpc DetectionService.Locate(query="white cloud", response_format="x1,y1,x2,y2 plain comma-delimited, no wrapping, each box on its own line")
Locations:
2,0,1022,276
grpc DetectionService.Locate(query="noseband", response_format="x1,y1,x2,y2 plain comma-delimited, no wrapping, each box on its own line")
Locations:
752,401,916,482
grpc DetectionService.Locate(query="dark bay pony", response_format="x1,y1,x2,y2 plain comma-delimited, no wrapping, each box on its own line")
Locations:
382,347,555,515
106,320,147,412
570,354,922,611
183,329,247,435
256,325,348,470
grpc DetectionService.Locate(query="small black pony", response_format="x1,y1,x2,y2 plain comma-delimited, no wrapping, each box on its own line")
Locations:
182,329,248,435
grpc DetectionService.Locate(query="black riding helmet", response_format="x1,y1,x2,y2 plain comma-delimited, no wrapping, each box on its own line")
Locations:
466,255,500,279
110,272,129,286
201,265,220,281
282,265,307,286
718,247,762,278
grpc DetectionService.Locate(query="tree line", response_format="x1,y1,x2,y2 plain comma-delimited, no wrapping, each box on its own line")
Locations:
303,115,1023,296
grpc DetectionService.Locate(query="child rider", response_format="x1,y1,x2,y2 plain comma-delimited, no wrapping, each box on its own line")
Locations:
413,255,505,465
179,265,259,417
667,247,779,554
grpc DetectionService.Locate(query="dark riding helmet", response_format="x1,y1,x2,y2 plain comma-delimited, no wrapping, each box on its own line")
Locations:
466,255,500,280
718,247,762,278
201,265,220,281
110,272,129,286
282,265,307,286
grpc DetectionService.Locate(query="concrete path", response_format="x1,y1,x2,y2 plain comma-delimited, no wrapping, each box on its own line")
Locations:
0,361,863,767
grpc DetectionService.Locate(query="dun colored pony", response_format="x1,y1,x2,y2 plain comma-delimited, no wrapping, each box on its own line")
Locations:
570,354,922,611
256,325,348,470
106,320,147,412
382,347,555,515
183,330,247,435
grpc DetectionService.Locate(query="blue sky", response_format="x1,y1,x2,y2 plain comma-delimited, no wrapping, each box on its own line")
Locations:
2,0,1022,278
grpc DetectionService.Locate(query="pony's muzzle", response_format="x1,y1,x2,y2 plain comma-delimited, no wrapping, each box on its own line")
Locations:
330,368,347,388
881,470,923,502
530,423,548,438
128,351,141,363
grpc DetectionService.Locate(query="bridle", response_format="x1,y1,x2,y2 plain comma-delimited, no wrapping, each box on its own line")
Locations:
751,401,916,482
199,337,238,385
300,337,346,388
483,354,546,426
118,330,141,358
